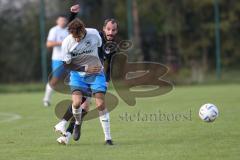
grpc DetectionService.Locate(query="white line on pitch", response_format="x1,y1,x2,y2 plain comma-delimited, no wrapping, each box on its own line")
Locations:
0,112,22,123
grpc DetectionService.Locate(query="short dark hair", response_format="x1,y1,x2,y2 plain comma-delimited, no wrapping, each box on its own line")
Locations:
68,18,86,39
103,18,118,28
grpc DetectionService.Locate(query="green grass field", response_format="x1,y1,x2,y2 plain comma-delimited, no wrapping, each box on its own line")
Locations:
0,84,239,160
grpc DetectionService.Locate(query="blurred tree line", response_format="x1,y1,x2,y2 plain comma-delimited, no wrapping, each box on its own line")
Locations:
0,0,239,83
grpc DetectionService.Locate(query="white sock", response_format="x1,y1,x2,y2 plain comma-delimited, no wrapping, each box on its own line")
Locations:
60,119,67,125
99,108,111,141
66,132,72,137
72,105,82,125
43,83,53,102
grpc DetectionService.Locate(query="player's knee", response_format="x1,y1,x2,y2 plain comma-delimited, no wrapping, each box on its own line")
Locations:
49,77,59,86
72,99,82,108
95,93,105,110
72,91,83,108
96,102,105,111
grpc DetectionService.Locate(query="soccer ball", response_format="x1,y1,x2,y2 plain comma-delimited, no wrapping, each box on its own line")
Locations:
199,103,219,122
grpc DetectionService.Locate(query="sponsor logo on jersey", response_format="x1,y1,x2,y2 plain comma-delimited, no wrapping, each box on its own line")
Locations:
71,49,93,57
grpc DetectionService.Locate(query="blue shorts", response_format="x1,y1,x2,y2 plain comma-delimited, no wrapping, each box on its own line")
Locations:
69,71,107,95
52,60,65,78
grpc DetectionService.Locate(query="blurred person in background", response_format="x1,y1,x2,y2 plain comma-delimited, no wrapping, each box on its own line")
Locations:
42,15,69,107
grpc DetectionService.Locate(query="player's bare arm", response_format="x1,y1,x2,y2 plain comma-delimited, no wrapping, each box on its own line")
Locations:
46,41,62,48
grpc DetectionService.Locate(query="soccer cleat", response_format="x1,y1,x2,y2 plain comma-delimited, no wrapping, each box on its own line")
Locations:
105,140,114,145
57,132,71,145
54,121,67,136
43,101,50,107
73,124,81,141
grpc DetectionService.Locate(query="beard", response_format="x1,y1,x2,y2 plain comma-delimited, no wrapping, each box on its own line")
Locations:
106,35,115,41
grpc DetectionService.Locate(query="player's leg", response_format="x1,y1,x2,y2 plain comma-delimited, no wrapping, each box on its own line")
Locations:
57,97,90,144
69,72,91,141
56,115,75,145
71,90,83,123
54,101,73,136
92,73,113,145
66,97,90,134
71,90,84,141
43,83,53,107
57,101,90,145
62,97,89,122
94,92,113,145
43,60,64,106
54,72,84,136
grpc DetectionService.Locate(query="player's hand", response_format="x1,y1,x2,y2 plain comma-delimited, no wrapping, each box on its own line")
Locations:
85,65,101,74
70,4,80,13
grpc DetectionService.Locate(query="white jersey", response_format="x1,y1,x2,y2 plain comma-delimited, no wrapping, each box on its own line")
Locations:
47,26,69,60
62,28,102,75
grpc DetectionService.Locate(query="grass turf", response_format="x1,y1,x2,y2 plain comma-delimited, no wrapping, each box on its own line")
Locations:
0,84,239,160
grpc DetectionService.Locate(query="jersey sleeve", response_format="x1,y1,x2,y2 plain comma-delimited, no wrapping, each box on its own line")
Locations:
97,32,102,47
68,12,78,24
47,28,56,41
61,37,70,62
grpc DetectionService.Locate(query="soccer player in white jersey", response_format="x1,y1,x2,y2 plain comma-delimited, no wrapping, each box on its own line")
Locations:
55,4,117,146
43,15,69,107
59,18,112,145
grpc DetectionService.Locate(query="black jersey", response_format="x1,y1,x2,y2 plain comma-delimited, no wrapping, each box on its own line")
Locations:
98,31,117,82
